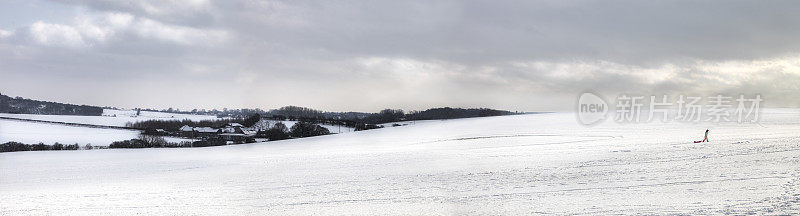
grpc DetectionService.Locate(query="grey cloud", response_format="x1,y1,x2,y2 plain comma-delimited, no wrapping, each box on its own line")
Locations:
1,0,799,111
209,0,800,64
50,0,218,27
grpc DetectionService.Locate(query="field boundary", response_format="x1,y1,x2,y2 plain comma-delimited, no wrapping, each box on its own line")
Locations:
0,116,142,131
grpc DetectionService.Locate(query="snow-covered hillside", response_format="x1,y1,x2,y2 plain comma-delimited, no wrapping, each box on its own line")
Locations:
0,109,221,127
1,109,800,214
0,109,221,145
0,119,141,145
0,119,193,145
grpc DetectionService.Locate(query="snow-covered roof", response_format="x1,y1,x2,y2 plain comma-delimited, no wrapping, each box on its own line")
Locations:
179,125,219,133
195,127,219,133
227,123,243,127
220,133,246,136
179,125,194,132
221,127,236,133
220,132,256,137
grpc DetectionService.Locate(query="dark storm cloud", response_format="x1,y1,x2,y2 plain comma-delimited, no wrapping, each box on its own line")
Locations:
1,0,799,111
210,0,800,63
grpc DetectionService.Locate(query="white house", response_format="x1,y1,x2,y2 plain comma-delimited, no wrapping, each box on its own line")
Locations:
180,125,221,134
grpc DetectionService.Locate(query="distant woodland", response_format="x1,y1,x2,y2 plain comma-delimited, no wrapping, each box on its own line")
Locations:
0,93,517,123
0,93,103,116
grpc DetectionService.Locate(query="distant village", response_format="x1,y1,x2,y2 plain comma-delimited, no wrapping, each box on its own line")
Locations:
175,123,257,143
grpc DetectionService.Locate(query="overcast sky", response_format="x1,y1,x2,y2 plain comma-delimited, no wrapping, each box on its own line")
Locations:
1,0,799,112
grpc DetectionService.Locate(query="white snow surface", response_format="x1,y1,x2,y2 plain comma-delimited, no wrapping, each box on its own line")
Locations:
2,109,800,215
0,109,220,127
0,119,141,145
0,108,214,145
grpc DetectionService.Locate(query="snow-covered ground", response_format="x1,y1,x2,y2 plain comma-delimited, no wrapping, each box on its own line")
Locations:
2,109,800,214
0,119,141,145
0,119,194,145
0,109,218,145
0,109,220,127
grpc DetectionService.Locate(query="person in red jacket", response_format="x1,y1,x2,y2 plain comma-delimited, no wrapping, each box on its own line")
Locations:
695,129,710,143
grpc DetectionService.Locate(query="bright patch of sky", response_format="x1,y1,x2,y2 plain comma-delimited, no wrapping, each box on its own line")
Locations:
0,0,78,29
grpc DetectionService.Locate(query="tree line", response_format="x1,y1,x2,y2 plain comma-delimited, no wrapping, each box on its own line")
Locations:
256,107,516,129
0,93,103,116
126,104,517,126
127,112,380,134
1,142,92,152
256,121,332,140
108,135,229,148
359,107,517,124
1,93,517,123
126,114,262,132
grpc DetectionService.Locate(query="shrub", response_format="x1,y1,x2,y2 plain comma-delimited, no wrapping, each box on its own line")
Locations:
259,122,290,141
177,141,192,147
64,143,80,150
290,121,330,138
1,142,29,152
31,143,49,151
355,123,382,131
138,135,167,147
242,114,261,127
109,139,149,148
191,138,226,147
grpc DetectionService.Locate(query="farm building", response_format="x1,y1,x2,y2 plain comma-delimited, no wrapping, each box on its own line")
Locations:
178,124,255,141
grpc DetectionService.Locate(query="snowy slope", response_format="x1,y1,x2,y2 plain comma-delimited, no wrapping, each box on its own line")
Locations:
0,109,220,127
0,119,193,145
0,119,141,145
0,109,217,145
1,109,800,215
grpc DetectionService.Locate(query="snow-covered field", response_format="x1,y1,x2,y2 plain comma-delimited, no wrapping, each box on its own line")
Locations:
0,109,220,127
0,119,141,145
2,109,800,215
0,119,193,145
0,109,220,145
